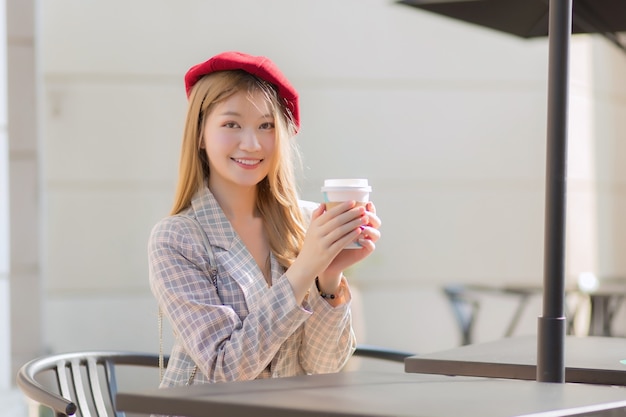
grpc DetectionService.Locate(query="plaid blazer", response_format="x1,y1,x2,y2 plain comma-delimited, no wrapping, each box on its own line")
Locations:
149,187,356,387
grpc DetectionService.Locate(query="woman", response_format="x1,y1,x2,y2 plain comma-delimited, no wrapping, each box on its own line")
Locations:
149,51,381,386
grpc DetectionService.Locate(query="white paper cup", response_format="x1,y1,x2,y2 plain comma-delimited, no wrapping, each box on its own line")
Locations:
321,179,372,248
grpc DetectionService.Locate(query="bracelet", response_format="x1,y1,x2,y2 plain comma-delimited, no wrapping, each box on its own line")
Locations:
315,277,343,300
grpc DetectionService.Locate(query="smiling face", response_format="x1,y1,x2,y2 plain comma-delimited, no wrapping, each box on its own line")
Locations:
201,89,277,193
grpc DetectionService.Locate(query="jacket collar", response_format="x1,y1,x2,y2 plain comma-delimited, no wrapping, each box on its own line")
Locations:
189,186,236,251
188,185,283,293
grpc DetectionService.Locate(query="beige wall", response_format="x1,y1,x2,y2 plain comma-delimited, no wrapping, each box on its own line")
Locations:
4,0,41,386
5,0,626,380
1,0,9,390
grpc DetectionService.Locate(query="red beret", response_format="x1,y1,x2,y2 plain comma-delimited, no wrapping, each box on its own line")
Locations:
184,51,300,130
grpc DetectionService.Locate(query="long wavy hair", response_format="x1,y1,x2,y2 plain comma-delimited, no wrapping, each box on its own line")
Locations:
170,70,306,269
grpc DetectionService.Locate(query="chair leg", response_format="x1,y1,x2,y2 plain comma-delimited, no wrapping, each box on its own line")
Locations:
443,285,480,346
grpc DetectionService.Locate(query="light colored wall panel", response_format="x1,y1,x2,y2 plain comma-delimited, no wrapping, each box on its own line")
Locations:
564,52,599,281
0,132,7,272
357,286,458,354
8,270,41,373
0,279,9,389
8,159,39,268
342,181,545,285
589,38,626,278
6,0,33,39
565,182,599,277
7,0,42,382
297,88,547,183
0,12,5,131
45,188,172,291
593,98,626,275
590,38,626,97
597,191,626,274
594,99,626,183
7,46,36,153
43,82,183,183
0,128,9,389
39,0,550,84
45,294,159,353
612,194,626,273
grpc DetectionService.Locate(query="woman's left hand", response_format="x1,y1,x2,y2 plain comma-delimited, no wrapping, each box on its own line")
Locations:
321,201,381,277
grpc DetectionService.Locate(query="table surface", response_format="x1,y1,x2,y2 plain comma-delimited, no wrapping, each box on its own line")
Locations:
405,335,626,385
116,370,626,417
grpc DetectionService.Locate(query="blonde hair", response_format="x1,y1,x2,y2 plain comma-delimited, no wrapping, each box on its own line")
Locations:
170,70,306,268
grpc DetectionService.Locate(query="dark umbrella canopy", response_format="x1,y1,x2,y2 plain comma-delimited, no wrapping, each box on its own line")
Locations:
398,0,626,51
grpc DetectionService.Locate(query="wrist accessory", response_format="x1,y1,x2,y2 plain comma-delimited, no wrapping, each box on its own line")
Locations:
315,276,344,300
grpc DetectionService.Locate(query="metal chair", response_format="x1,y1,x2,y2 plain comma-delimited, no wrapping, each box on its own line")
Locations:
16,351,166,417
443,283,547,345
442,284,481,345
16,346,414,417
353,344,415,363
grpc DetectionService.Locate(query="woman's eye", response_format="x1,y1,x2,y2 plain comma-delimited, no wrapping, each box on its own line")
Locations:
224,122,239,128
260,122,275,130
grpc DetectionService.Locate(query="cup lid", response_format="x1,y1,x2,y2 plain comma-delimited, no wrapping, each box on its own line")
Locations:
321,179,371,192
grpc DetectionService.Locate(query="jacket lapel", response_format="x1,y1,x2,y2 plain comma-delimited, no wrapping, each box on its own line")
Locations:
189,187,272,306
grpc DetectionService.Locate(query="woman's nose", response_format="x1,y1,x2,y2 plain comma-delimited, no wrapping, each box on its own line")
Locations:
239,129,261,151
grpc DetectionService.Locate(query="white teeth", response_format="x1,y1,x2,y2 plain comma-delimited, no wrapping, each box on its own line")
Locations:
233,158,260,166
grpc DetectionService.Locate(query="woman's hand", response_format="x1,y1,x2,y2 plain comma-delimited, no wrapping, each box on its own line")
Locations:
286,201,381,303
321,201,381,278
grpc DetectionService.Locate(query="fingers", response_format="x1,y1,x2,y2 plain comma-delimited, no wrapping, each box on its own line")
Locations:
305,200,380,256
319,201,364,227
350,201,380,246
359,224,380,243
295,200,382,285
309,202,363,251
327,214,366,250
365,202,381,229
311,202,326,220
319,201,380,245
356,236,376,251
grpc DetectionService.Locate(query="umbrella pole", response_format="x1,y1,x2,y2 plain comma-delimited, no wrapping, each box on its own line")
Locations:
537,0,572,383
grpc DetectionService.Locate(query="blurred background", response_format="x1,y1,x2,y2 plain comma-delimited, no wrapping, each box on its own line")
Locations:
1,0,625,398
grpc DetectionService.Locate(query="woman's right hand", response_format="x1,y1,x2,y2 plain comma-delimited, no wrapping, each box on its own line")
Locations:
285,201,366,303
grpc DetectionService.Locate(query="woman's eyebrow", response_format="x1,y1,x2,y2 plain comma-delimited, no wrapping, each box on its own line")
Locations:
218,110,242,117
218,110,274,120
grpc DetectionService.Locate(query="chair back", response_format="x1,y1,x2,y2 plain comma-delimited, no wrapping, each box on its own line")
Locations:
16,351,167,417
354,344,414,362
